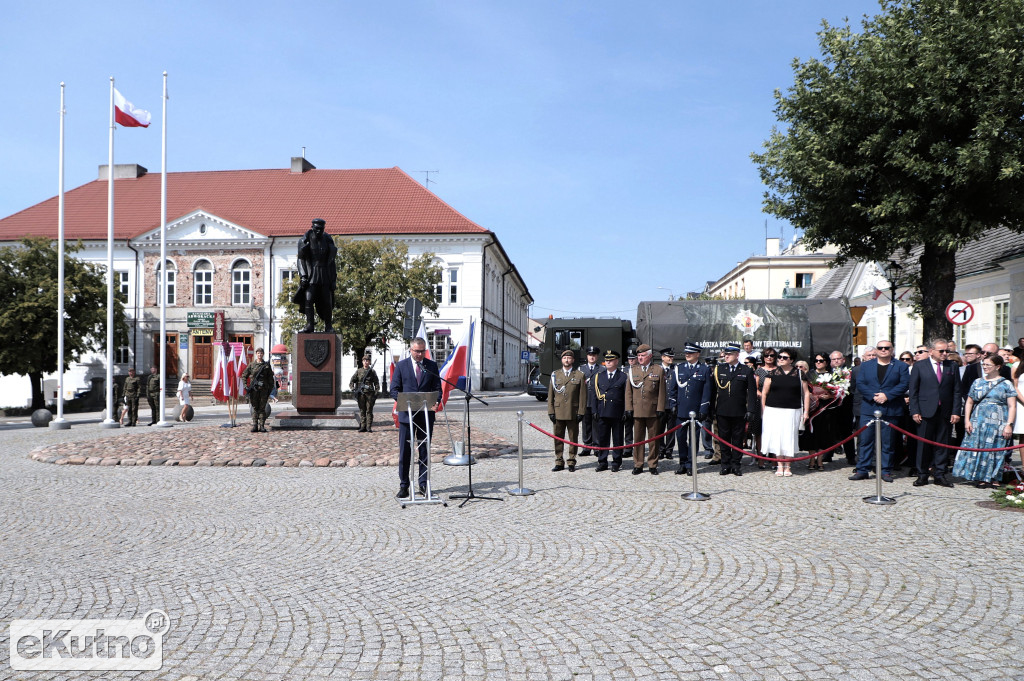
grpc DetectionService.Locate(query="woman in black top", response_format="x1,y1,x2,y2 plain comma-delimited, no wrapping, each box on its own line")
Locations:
760,348,811,477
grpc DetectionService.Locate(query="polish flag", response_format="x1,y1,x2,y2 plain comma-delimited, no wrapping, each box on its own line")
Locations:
871,287,883,301
113,89,151,128
234,344,248,395
211,345,236,402
438,321,473,410
416,321,431,360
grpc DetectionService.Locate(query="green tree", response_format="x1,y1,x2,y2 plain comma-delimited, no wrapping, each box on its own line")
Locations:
753,0,1024,340
0,237,128,409
278,237,442,359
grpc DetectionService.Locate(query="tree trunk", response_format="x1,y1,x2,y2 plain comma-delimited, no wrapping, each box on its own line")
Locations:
29,370,44,410
918,242,956,343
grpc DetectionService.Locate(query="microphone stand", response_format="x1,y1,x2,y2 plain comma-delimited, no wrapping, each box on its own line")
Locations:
421,364,503,508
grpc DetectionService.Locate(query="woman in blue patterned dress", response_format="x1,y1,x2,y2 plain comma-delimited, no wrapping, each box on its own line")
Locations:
952,354,1018,488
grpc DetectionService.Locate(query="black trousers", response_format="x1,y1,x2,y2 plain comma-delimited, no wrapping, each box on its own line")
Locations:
915,414,953,478
398,413,432,488
659,410,675,457
593,416,624,465
675,415,698,470
716,415,746,468
581,409,596,454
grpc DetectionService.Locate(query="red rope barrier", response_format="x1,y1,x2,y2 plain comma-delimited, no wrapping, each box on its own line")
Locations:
528,421,683,451
886,421,1024,453
699,424,870,463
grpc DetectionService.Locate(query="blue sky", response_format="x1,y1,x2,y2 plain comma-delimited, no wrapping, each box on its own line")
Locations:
3,0,883,319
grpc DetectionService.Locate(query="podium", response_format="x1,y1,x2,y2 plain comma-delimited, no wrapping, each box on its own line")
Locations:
397,392,446,508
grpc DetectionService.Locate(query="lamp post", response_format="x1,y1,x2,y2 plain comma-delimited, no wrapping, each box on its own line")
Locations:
882,260,902,345
657,286,674,301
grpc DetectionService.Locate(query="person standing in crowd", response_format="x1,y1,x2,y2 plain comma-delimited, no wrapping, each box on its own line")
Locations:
980,343,1013,380
710,342,758,476
175,373,192,422
547,349,587,472
146,365,161,425
828,350,855,465
350,353,380,432
591,350,627,473
622,347,637,451
122,367,141,427
753,348,779,468
743,355,763,465
850,340,910,483
578,346,602,457
389,337,442,499
801,353,836,471
738,339,756,363
1013,360,1024,450
624,344,666,475
658,348,676,461
952,354,1017,488
908,339,961,487
1014,337,1024,361
761,349,810,477
668,342,712,475
241,348,275,433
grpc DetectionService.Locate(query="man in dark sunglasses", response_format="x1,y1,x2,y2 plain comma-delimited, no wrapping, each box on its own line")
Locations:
849,340,909,483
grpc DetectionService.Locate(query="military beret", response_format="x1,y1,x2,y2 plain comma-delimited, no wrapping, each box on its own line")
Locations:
635,344,652,354
724,342,742,354
683,342,702,354
659,347,674,358
560,349,576,359
604,350,621,361
586,346,601,355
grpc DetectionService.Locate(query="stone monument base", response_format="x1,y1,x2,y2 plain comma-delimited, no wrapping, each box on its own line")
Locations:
272,409,360,430
292,332,342,413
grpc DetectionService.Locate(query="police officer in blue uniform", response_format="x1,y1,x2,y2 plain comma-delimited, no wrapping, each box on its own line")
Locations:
667,342,713,475
590,350,628,472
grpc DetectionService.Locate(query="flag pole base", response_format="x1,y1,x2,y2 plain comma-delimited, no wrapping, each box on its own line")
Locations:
508,487,535,496
100,419,120,430
682,491,711,501
155,420,174,428
48,419,71,431
862,495,896,506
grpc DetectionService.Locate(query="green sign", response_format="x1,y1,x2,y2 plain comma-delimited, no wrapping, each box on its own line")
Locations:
187,312,216,329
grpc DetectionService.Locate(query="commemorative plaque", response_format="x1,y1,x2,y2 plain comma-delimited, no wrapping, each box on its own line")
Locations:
292,332,342,412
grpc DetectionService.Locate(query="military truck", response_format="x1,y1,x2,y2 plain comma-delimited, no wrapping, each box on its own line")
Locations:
536,318,636,388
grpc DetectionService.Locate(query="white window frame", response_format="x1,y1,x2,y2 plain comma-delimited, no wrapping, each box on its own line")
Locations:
193,259,213,306
232,260,251,306
156,260,176,306
448,267,459,304
995,299,1010,347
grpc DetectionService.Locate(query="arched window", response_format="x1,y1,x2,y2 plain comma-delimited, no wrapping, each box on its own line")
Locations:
232,259,251,306
156,259,176,306
193,259,213,306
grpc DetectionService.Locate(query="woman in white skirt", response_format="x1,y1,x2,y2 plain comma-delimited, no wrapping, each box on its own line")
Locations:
176,373,192,422
760,349,811,476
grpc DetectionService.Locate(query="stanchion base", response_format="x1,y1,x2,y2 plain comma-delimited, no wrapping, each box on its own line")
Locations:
99,420,120,430
48,419,71,430
682,492,711,501
862,495,897,506
400,492,447,508
508,487,535,496
443,454,476,466
155,420,174,428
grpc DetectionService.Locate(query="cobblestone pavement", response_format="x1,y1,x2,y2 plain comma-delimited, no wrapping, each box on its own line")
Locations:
1,397,1023,680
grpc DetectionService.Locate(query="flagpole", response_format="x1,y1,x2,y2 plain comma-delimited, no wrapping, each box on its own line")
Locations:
156,71,172,427
101,77,118,428
50,82,70,430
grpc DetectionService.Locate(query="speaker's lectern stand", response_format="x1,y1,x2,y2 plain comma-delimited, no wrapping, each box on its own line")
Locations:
397,392,447,508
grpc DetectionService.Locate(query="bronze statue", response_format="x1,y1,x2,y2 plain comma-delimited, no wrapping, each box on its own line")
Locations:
292,218,337,333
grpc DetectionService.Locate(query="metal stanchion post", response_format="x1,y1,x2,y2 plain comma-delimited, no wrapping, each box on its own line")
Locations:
682,410,710,501
863,409,896,506
509,411,535,497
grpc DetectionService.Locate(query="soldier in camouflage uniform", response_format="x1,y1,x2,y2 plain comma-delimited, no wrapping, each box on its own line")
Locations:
146,365,161,425
241,348,275,432
122,368,141,427
349,354,380,432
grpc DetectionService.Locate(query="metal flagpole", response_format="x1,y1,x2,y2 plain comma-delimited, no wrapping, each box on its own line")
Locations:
101,77,119,428
50,82,70,430
156,72,172,427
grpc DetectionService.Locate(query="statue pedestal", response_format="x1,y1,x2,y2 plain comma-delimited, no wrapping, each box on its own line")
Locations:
292,333,342,413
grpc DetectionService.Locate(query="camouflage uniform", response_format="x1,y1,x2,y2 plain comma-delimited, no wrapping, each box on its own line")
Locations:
123,374,141,426
146,371,161,424
241,359,274,432
349,365,380,432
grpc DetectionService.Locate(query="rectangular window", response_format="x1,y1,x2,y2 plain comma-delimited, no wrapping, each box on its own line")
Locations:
281,269,297,288
116,270,129,300
795,273,813,288
194,270,213,306
954,323,967,351
995,300,1010,347
428,332,453,365
115,345,131,364
448,268,458,304
553,328,584,353
232,269,251,305
159,270,176,306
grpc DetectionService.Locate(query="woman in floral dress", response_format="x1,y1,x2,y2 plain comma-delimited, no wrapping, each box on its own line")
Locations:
952,354,1018,488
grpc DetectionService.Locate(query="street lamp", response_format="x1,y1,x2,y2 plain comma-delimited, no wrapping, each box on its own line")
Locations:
882,260,902,344
657,286,674,301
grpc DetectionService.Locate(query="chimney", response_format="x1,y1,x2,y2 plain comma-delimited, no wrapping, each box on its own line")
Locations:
98,164,148,180
291,157,316,173
766,237,780,256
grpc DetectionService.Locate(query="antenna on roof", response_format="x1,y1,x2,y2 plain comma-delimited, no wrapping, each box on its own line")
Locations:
301,146,306,159
414,170,439,188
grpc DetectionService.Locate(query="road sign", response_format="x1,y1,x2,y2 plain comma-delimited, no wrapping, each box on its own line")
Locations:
520,350,530,361
402,298,424,340
945,300,974,326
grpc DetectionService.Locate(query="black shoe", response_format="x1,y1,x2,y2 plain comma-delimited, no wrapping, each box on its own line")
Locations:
848,472,869,481
610,463,620,472
881,473,894,483
709,459,721,466
251,426,258,433
578,450,593,457
418,486,428,497
551,464,564,472
397,486,410,499
908,468,920,477
650,467,659,476
933,477,954,488
662,453,673,460
733,468,743,477
675,465,687,475
720,467,732,475
631,467,643,475
568,464,576,472
913,476,929,487
704,452,713,459
366,427,373,433
595,462,608,472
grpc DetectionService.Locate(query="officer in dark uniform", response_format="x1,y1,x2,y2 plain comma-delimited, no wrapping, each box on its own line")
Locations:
622,347,638,450
122,368,141,426
350,354,381,432
709,342,758,476
667,342,712,475
146,365,160,425
590,350,628,472
578,345,602,457
658,348,676,460
241,348,275,432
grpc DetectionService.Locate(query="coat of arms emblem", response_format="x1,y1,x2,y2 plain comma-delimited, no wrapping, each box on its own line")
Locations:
304,339,330,369
731,310,764,337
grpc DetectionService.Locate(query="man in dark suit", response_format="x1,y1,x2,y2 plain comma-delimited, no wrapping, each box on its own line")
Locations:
389,337,443,499
578,346,602,457
590,350,628,473
709,342,758,476
908,338,961,487
667,342,712,475
850,340,910,483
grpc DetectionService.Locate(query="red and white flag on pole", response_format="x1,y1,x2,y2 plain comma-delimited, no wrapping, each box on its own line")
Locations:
113,88,151,128
234,344,248,395
415,321,431,360
438,321,474,410
211,345,236,402
871,287,883,301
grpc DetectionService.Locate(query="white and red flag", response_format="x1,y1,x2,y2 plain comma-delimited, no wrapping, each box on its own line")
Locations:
416,321,431,360
113,88,151,128
438,321,474,410
211,344,236,402
234,344,249,395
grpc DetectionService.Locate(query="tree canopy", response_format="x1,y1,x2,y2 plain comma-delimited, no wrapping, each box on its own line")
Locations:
277,237,442,359
752,0,1024,339
0,237,127,409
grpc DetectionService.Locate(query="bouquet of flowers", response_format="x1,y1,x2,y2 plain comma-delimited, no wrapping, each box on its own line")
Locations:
994,481,1024,509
